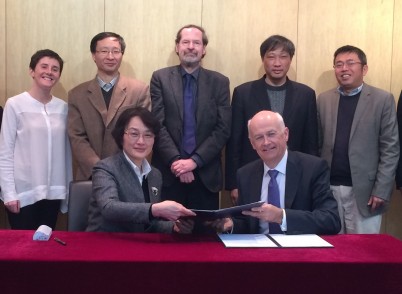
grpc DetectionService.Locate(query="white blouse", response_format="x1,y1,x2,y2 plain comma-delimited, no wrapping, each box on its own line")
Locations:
0,92,72,212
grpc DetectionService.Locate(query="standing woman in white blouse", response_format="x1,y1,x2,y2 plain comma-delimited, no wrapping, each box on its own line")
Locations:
0,49,72,230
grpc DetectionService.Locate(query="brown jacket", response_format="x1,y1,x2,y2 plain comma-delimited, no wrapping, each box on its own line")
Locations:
68,75,150,180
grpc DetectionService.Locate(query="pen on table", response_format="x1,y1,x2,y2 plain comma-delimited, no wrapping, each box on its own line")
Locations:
54,237,67,246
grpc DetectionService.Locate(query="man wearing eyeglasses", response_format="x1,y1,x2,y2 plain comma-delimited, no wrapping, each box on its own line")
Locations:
317,45,399,234
68,32,150,180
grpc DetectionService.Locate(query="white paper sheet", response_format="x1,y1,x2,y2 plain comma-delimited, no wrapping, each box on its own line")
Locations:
269,234,333,247
218,234,278,247
218,234,333,248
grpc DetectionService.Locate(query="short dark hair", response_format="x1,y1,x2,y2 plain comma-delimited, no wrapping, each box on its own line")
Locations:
175,24,209,46
29,49,64,73
90,32,126,54
333,45,367,65
112,107,161,150
260,35,295,59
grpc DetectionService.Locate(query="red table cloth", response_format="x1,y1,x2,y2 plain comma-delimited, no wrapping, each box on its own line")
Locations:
1,230,401,293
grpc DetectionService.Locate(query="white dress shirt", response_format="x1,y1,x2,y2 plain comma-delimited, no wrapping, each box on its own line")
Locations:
259,150,288,234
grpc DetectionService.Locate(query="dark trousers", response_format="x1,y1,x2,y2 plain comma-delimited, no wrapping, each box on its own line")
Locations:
6,199,61,230
161,173,219,233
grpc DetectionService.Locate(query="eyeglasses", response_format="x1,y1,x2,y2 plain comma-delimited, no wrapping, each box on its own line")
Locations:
124,130,155,142
96,49,123,56
333,60,362,69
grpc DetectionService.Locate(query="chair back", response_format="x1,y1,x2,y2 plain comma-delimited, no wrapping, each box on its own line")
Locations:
68,180,92,231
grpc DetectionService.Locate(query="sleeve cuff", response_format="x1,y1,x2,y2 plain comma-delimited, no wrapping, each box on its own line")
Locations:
191,154,203,168
149,204,155,221
280,209,287,232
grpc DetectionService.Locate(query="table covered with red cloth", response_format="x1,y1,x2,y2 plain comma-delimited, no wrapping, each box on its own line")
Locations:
1,230,402,293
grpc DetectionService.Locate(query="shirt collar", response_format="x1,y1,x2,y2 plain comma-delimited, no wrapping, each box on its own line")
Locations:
123,151,152,179
337,83,363,96
265,75,290,91
180,66,200,80
97,75,119,92
263,149,288,176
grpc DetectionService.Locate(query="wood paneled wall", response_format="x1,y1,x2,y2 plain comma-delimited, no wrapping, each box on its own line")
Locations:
0,0,401,237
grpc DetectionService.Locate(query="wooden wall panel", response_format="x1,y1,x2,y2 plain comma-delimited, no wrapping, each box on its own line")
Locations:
1,0,402,237
297,0,394,95
202,0,298,208
105,0,202,85
391,0,402,99
202,0,298,93
385,0,402,240
5,0,104,101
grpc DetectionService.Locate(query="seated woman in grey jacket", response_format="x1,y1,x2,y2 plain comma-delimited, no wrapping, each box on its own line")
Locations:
86,107,195,232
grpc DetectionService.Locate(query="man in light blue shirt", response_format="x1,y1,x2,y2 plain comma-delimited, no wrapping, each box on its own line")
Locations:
214,110,340,235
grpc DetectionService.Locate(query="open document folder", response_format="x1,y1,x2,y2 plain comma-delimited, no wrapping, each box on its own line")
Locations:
218,234,334,248
184,201,264,220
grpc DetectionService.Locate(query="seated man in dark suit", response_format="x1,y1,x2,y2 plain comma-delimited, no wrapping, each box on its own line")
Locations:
214,110,340,235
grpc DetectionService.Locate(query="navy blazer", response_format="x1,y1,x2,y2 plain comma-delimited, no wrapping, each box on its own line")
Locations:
86,151,173,233
150,66,231,193
225,76,318,190
233,151,341,235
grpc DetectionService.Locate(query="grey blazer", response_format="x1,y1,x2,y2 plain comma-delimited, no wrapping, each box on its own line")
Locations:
317,83,399,217
86,151,173,233
150,66,231,193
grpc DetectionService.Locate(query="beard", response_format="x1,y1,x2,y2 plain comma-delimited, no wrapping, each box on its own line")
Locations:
180,53,202,67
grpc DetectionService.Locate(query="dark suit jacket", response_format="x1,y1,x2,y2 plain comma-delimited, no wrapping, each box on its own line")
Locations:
225,76,318,190
396,90,402,188
150,66,231,193
233,151,341,235
68,75,151,180
86,151,173,233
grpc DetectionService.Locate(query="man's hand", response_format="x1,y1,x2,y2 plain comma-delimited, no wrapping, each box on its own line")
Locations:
242,203,283,224
230,189,239,205
179,171,195,183
171,159,197,177
207,218,234,233
367,195,385,212
173,219,194,234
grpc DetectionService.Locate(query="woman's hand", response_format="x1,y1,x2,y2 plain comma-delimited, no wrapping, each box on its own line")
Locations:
152,200,196,221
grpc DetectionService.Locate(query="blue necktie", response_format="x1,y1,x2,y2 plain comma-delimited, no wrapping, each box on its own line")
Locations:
182,74,196,154
268,170,282,234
